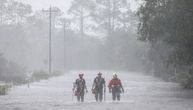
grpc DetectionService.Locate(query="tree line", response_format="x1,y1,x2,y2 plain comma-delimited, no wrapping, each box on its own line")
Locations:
138,0,193,88
0,0,145,83
1,0,192,89
65,0,145,70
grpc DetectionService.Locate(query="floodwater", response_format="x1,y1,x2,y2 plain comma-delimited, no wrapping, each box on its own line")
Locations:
0,71,193,110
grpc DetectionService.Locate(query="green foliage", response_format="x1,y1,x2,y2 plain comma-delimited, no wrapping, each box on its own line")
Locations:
0,54,26,84
50,71,64,77
31,70,64,82
138,0,193,87
0,83,12,95
91,0,130,35
66,0,144,71
0,85,8,95
31,70,50,82
68,0,95,37
0,0,32,24
0,0,146,81
102,29,146,70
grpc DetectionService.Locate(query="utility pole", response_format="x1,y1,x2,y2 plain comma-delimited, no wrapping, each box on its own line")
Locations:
42,6,58,74
49,7,52,74
63,19,66,71
80,7,84,38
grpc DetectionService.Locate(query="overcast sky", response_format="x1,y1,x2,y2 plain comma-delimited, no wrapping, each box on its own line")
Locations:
18,0,71,12
18,0,139,13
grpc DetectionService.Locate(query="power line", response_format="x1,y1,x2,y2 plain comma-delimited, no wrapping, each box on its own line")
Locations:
42,6,58,74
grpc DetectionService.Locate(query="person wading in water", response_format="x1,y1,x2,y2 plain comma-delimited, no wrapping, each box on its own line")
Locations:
92,72,106,102
72,73,88,102
108,73,124,101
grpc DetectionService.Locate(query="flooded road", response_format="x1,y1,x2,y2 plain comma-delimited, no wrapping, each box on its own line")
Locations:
0,71,193,110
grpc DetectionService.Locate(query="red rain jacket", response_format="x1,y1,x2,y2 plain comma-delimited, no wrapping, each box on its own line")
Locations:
108,78,123,89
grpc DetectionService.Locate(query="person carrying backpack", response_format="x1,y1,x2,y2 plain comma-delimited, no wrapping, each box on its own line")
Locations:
92,72,106,102
72,73,88,102
108,73,124,101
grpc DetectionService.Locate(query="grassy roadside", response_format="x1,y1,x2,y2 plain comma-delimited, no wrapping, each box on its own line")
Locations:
30,70,64,82
0,84,12,95
0,70,64,95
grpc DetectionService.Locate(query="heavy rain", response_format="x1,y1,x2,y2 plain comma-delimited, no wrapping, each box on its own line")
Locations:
0,0,193,110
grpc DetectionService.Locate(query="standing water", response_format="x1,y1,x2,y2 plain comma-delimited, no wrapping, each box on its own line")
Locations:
0,71,193,110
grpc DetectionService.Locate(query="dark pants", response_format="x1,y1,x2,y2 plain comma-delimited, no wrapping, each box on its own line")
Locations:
95,88,103,102
77,92,84,102
76,89,85,102
112,87,121,101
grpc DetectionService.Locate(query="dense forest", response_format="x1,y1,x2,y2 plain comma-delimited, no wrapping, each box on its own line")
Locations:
0,0,145,83
1,0,193,88
138,0,193,88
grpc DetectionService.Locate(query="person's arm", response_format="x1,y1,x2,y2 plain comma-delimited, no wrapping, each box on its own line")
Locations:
92,78,96,90
119,79,124,92
103,78,106,92
84,79,88,93
72,80,77,91
108,80,112,93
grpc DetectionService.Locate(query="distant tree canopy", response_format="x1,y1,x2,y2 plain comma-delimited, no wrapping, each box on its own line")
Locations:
67,0,145,70
0,0,145,83
0,0,32,24
91,0,128,35
0,53,26,83
0,0,49,83
138,0,193,88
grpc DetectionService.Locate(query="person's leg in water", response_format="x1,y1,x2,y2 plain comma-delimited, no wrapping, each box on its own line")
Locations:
99,89,103,102
117,93,120,101
112,88,116,101
80,92,85,102
117,87,122,101
95,91,99,102
77,95,80,102
76,89,81,102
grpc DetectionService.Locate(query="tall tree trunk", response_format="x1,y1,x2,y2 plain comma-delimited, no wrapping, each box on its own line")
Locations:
63,19,66,71
0,3,2,24
107,0,111,36
80,7,84,38
112,0,116,34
